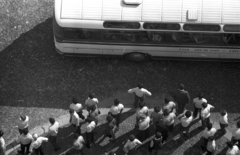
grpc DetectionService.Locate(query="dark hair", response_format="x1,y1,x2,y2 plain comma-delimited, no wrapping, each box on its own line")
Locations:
226,141,234,148
106,114,113,122
207,123,213,130
185,111,192,118
202,102,208,108
137,83,144,89
0,129,4,137
237,121,240,128
72,97,78,104
139,101,145,108
20,115,26,121
129,134,135,141
208,136,214,141
197,93,203,99
154,106,161,113
179,84,184,90
163,109,169,116
49,118,55,125
114,99,120,106
164,97,170,104
69,109,74,114
155,132,162,139
108,151,115,155
89,92,95,99
23,129,29,135
220,110,227,116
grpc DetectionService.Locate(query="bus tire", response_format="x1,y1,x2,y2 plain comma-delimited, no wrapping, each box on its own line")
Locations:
124,52,151,62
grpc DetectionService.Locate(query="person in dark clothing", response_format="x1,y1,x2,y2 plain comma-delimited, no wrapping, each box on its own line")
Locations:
149,132,163,155
155,121,169,143
173,84,190,115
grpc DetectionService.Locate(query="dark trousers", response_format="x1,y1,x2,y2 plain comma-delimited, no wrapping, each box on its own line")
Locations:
20,143,31,154
166,124,174,133
177,103,186,115
220,123,228,132
138,127,150,141
72,124,81,135
134,95,144,108
49,135,59,149
86,132,94,146
201,137,208,151
232,138,240,148
18,127,29,135
77,111,85,120
206,150,214,155
201,117,210,129
112,113,120,127
193,107,201,119
35,145,44,155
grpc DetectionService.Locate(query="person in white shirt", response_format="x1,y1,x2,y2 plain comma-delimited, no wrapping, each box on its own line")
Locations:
162,109,176,133
123,134,142,155
69,109,83,135
193,93,207,119
232,121,240,148
161,97,176,114
16,130,33,154
70,97,85,120
179,111,193,139
85,92,99,114
48,118,60,151
219,110,229,134
201,123,217,150
138,114,151,141
0,129,6,155
30,133,48,155
109,98,124,128
16,114,29,135
72,133,85,153
226,141,240,155
136,102,149,128
200,102,214,129
205,136,216,155
85,117,96,148
128,83,152,108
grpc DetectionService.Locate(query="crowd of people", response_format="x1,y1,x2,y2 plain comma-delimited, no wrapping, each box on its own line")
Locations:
0,84,240,155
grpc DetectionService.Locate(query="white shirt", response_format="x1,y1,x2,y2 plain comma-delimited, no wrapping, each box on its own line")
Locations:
49,121,59,136
124,139,142,150
109,103,124,115
201,104,214,119
128,87,152,97
226,146,240,155
193,98,207,109
71,111,83,126
16,133,33,145
30,137,48,151
0,137,5,150
85,98,98,107
181,116,193,127
233,128,240,140
161,101,176,113
70,103,82,112
202,128,217,139
219,113,228,125
73,136,85,150
86,121,96,133
163,112,176,126
16,116,29,130
207,140,216,152
139,116,150,130
137,106,149,118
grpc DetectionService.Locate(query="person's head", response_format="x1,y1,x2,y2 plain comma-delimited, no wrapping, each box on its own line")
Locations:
155,132,162,139
202,102,208,109
106,114,113,122
164,97,170,104
179,84,184,90
89,92,95,99
220,110,227,116
137,83,144,89
163,109,169,116
154,106,161,113
139,114,146,120
72,97,78,104
129,134,135,141
20,115,26,121
237,121,240,128
22,129,29,135
226,141,234,148
208,136,214,141
185,111,192,118
197,92,203,99
69,109,74,114
49,117,55,125
0,129,4,137
139,101,145,109
32,133,38,140
114,98,120,106
207,123,213,130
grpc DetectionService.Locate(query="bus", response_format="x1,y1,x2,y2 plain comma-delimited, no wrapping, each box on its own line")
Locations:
53,0,240,61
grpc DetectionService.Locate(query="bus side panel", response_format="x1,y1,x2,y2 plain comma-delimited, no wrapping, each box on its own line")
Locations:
220,53,240,59
181,52,219,58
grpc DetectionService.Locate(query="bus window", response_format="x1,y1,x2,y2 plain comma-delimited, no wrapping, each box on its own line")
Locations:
142,32,181,43
103,30,140,42
82,29,102,40
182,33,220,44
223,34,240,45
103,22,140,29
63,28,101,40
183,24,220,31
143,23,180,30
223,25,240,32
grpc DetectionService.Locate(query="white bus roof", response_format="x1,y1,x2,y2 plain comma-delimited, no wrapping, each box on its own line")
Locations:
55,0,240,28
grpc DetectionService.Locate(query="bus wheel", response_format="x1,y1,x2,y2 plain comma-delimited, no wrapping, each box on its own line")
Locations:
124,52,150,62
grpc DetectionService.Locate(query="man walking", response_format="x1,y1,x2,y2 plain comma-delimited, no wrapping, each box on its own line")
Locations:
48,118,60,151
85,92,99,114
128,84,152,108
70,97,85,120
173,84,190,115
30,134,48,155
85,117,96,148
109,98,124,128
16,130,33,155
15,115,29,135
